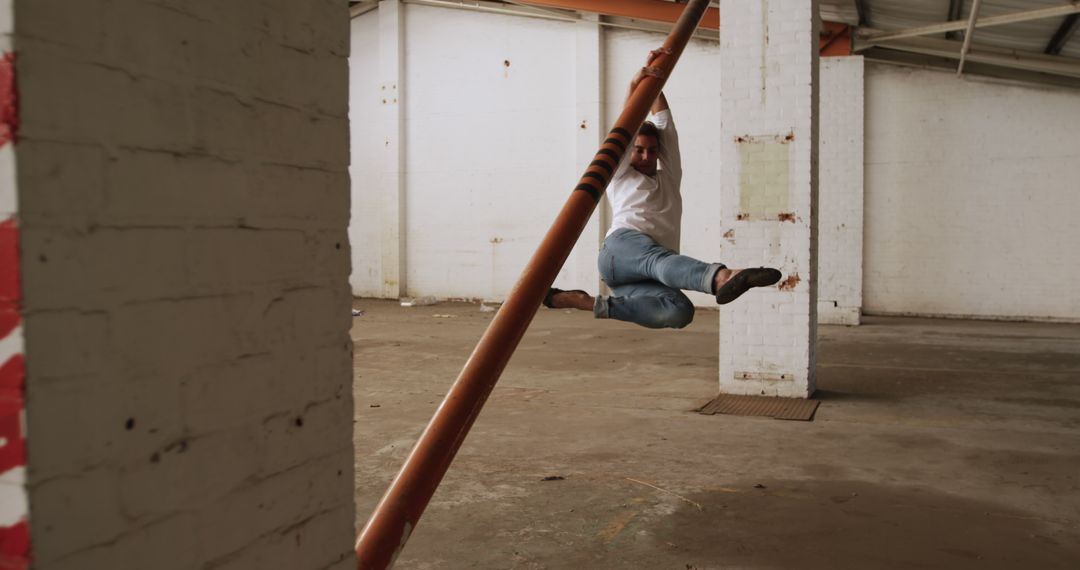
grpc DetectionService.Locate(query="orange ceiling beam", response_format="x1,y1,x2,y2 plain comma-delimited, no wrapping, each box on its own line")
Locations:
820,22,853,56
515,0,851,55
517,0,721,30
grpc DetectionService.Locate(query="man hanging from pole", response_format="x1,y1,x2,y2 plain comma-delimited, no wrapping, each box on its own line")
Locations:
544,47,782,329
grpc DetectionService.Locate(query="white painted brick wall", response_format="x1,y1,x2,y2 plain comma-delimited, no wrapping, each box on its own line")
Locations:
350,13,385,298
718,0,818,398
570,14,605,295
349,8,844,319
349,7,1079,325
405,5,583,300
14,0,356,568
818,56,863,325
865,63,1080,322
348,10,726,303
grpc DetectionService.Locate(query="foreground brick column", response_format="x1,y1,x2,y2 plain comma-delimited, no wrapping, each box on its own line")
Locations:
14,1,355,567
718,0,819,398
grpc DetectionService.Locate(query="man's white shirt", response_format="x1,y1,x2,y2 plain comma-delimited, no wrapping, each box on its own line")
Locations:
606,109,683,252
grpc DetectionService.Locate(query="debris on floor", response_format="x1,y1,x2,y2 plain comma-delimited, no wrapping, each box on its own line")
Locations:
626,477,703,511
352,309,365,317
479,303,497,313
401,296,439,307
540,476,565,481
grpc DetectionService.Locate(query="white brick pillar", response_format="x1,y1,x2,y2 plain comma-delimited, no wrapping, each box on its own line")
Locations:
818,56,863,326
718,0,819,398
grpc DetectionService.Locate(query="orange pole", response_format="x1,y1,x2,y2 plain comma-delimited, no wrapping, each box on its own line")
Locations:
354,1,712,568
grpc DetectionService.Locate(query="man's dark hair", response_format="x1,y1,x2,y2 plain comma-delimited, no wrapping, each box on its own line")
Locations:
638,121,659,142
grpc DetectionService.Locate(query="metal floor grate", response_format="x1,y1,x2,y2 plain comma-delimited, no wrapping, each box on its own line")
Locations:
697,394,820,421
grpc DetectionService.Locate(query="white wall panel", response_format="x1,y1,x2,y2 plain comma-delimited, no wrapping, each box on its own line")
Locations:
349,12,384,297
403,5,578,301
865,63,1080,321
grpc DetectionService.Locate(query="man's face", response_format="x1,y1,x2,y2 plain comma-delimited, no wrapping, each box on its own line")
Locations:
630,134,659,177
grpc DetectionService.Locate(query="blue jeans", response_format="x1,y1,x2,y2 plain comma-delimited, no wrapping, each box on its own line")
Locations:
595,228,723,329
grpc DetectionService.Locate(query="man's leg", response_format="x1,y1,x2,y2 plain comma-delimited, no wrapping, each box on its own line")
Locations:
596,280,695,329
601,229,780,302
544,282,694,329
545,228,780,315
600,229,721,294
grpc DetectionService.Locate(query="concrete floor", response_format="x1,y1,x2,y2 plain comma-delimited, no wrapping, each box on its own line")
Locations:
351,300,1080,569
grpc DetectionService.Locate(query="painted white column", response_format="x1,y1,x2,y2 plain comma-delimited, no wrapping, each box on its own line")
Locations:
718,0,819,398
818,56,864,325
379,0,406,298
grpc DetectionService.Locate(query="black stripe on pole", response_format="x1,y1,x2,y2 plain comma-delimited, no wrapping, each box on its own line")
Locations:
589,160,614,175
574,183,601,201
597,148,620,163
603,137,626,151
582,171,608,186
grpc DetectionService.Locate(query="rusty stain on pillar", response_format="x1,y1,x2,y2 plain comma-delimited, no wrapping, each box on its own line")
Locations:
354,1,712,568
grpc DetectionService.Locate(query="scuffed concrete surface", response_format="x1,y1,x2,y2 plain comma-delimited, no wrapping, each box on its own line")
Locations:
352,300,1080,569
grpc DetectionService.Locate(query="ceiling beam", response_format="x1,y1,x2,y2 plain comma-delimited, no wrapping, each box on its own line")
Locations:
860,46,1080,90
957,0,983,75
859,1,1080,43
398,0,730,41
854,0,870,27
946,0,964,40
820,22,853,57
400,0,846,53
1046,13,1080,55
349,0,379,18
402,0,579,23
855,34,1080,78
513,0,719,29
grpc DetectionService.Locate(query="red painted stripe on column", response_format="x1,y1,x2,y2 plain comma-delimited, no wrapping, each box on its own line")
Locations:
0,220,18,304
0,44,27,570
0,52,18,147
0,520,30,570
0,354,25,474
0,310,15,342
0,355,23,393
0,411,24,474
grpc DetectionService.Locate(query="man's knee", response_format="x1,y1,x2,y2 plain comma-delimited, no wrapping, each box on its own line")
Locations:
654,297,695,329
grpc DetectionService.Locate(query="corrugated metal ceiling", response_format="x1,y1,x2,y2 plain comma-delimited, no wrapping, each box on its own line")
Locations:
823,0,1079,58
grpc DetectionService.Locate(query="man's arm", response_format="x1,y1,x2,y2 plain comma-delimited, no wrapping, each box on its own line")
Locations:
625,47,681,179
653,103,680,180
648,85,679,180
625,47,672,107
651,91,669,115
626,77,669,114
